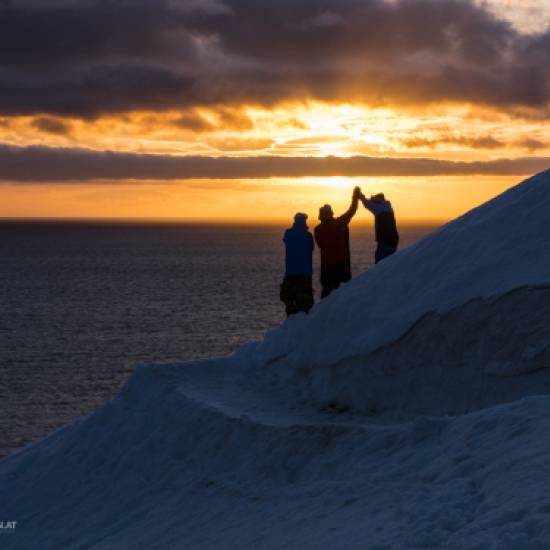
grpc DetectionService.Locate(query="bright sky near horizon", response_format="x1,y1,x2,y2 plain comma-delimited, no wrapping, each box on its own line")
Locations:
1,0,550,220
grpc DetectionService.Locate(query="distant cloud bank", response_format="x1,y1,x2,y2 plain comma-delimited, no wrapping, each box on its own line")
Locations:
0,0,549,117
1,145,548,182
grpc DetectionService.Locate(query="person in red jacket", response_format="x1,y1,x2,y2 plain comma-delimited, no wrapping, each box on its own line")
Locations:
314,187,361,298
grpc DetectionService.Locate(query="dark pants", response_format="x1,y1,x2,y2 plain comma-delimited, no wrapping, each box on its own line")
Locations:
320,260,348,299
375,242,397,264
280,275,314,317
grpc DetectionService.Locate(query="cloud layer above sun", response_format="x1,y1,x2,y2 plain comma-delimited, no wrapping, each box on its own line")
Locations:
1,0,550,117
2,144,550,182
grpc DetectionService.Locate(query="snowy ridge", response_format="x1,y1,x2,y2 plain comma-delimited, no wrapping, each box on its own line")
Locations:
245,169,550,372
3,170,550,548
232,169,550,416
248,287,550,418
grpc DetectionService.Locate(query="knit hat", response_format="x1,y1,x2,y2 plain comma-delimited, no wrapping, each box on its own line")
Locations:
294,212,308,220
319,204,333,216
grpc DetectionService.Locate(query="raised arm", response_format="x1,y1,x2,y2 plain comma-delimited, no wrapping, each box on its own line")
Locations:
337,187,361,226
359,193,383,217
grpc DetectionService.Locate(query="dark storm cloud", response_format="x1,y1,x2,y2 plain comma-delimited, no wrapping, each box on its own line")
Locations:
0,0,549,117
0,144,548,181
0,65,195,119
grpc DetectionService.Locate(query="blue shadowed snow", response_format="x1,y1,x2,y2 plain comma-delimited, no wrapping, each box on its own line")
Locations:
3,170,550,549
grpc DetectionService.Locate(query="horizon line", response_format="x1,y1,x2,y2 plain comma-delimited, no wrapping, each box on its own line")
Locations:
0,216,452,224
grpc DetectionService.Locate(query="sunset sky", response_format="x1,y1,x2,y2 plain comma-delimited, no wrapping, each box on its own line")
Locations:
1,0,550,220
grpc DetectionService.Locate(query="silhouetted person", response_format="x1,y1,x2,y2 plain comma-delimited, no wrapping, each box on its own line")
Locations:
343,225,352,282
359,192,399,263
280,213,315,317
314,187,360,299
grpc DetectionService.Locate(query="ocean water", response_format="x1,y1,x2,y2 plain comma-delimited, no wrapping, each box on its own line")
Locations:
0,219,444,458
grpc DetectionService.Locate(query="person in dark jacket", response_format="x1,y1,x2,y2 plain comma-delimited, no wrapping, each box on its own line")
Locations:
343,225,352,282
359,192,399,263
314,187,361,298
280,212,315,317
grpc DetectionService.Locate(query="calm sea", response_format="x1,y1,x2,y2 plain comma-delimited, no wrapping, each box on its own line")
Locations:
0,219,444,458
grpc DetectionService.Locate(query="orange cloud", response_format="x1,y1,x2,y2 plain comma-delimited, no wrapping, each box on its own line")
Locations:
206,138,274,152
401,135,506,150
30,116,72,136
401,134,549,152
511,137,548,153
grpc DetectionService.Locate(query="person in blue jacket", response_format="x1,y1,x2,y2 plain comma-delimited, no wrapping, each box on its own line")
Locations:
280,212,315,317
359,192,400,263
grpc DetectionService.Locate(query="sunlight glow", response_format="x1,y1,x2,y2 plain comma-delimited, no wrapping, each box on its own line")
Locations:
2,102,549,163
1,102,548,220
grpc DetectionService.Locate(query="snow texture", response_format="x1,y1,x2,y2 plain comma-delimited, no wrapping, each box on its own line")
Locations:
2,169,550,549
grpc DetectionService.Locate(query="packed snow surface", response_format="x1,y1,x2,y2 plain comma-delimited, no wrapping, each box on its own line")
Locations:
2,170,550,549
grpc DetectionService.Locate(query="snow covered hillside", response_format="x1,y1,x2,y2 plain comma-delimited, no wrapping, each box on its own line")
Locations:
2,169,550,549
239,167,550,417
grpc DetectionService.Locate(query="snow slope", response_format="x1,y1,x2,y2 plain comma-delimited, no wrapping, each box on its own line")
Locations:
2,169,550,549
240,168,550,416
3,359,550,549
